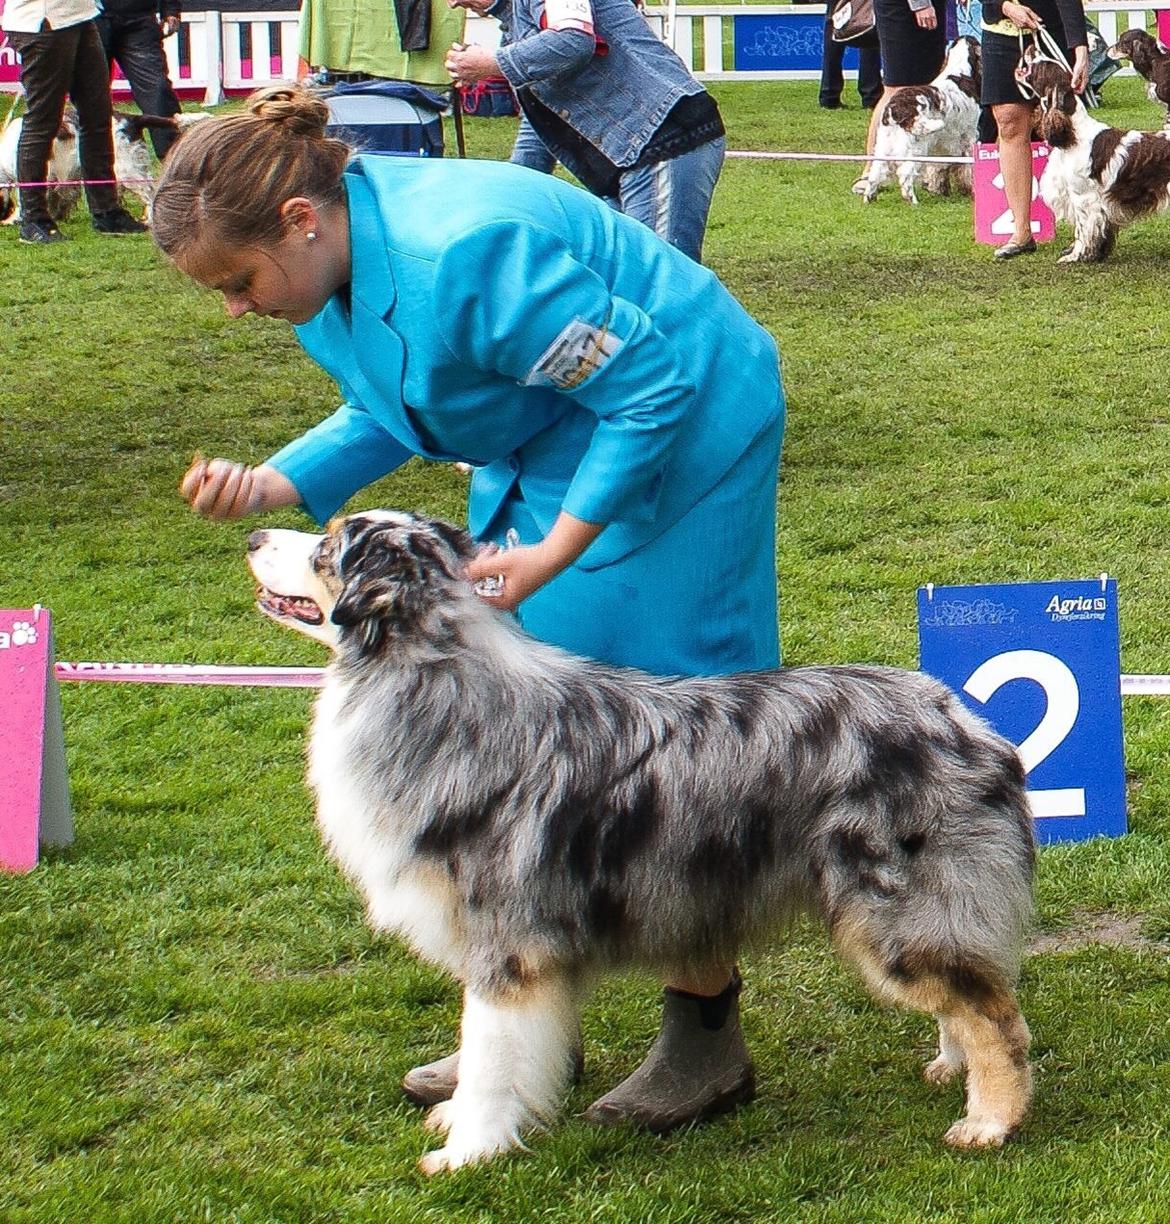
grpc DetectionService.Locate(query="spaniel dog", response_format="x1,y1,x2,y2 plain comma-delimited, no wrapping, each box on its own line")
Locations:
1037,80,1170,262
0,108,210,224
1107,29,1170,126
862,36,981,205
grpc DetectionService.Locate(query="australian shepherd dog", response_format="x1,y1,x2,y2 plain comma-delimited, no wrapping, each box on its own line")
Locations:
246,509,1035,1173
862,36,982,205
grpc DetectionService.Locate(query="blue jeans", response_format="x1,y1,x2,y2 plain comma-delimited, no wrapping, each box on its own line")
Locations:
617,136,725,264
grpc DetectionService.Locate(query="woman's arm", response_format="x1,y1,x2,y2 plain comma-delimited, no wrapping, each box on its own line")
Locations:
181,402,414,523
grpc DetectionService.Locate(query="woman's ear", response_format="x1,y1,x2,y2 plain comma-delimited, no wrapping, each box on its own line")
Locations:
279,196,321,239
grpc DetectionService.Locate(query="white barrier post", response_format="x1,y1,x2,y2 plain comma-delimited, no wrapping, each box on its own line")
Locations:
0,607,72,873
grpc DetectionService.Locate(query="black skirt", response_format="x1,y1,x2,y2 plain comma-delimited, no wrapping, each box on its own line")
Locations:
981,26,1072,106
874,0,947,86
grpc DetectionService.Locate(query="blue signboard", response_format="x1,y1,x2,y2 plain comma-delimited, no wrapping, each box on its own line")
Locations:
733,12,828,73
917,579,1126,845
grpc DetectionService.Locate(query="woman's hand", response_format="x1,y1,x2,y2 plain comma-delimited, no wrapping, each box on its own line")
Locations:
447,0,496,12
464,511,604,613
1070,44,1090,93
914,5,938,30
1002,1,1041,29
179,457,300,520
465,542,563,612
445,42,500,87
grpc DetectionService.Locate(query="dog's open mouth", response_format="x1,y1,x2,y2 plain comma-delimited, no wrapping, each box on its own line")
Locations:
256,586,324,626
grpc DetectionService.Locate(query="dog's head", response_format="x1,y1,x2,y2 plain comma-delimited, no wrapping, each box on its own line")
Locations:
247,510,477,654
944,35,981,93
1037,82,1080,146
1014,42,1073,102
1107,28,1163,74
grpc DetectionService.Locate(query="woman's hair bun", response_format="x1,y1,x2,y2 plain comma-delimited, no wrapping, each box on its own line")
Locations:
247,85,331,137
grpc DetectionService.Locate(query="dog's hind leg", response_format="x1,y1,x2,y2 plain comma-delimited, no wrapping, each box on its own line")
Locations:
923,1016,966,1085
834,926,1031,1148
418,972,581,1174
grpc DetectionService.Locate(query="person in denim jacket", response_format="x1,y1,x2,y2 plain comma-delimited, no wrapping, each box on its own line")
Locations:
445,0,725,261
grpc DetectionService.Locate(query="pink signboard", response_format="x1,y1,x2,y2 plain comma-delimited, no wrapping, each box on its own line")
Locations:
972,140,1056,246
0,0,19,91
0,608,72,873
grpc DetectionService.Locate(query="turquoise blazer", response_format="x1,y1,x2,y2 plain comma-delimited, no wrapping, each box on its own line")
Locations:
270,155,784,574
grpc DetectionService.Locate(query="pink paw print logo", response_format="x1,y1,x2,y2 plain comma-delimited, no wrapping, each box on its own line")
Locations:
10,621,37,647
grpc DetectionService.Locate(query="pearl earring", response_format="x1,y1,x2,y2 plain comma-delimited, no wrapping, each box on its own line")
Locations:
306,231,317,242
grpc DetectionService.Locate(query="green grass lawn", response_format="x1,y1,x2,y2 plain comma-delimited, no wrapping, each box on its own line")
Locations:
6,76,1170,1220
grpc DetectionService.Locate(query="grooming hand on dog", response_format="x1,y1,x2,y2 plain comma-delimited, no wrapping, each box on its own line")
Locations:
245,509,1036,1173
159,85,787,1139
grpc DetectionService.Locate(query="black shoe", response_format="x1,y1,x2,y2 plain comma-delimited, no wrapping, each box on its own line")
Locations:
92,208,147,235
993,237,1037,260
19,219,66,244
818,97,843,109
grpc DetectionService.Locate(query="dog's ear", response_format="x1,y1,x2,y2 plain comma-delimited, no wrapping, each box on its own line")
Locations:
329,517,461,648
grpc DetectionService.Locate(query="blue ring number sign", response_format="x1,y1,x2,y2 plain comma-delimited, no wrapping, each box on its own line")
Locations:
917,579,1127,845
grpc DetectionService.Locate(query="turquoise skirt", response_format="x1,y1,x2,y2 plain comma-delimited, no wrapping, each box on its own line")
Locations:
480,419,782,678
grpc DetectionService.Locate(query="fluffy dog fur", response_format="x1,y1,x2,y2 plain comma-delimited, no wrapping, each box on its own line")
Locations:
1107,29,1170,125
862,36,981,205
1036,80,1170,262
247,510,1036,1173
0,108,209,223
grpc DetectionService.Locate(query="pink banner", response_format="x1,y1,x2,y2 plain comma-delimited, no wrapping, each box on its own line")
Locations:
972,140,1056,245
0,0,19,90
0,608,55,872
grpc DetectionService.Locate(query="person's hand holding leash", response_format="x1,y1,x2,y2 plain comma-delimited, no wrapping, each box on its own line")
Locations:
445,41,500,88
465,511,603,612
1002,1,1042,29
914,5,938,30
1069,44,1090,93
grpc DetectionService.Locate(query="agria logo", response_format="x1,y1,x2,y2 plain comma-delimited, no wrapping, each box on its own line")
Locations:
1045,594,1107,621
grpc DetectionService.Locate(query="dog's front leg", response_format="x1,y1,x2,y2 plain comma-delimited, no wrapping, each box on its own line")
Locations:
418,975,580,1174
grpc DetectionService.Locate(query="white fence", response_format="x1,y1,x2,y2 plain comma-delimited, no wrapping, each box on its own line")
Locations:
0,2,1163,101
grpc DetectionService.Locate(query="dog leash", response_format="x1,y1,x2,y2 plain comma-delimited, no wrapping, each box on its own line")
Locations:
2,176,154,189
1016,23,1074,100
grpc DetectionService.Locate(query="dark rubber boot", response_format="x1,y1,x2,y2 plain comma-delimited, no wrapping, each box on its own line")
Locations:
402,1043,586,1108
583,973,755,1133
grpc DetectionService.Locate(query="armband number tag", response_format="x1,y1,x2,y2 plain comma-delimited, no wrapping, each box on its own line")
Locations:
542,0,595,34
524,317,622,389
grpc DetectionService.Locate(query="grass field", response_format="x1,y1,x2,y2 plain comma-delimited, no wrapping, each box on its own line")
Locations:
6,75,1170,1221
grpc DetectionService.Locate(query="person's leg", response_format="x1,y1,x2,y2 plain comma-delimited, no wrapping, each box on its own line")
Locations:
991,101,1038,255
858,44,883,108
820,17,846,107
112,15,182,158
616,136,725,264
68,18,121,217
510,113,556,174
9,26,73,228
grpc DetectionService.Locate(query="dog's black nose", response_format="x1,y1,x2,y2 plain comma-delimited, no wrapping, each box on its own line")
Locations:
247,530,268,553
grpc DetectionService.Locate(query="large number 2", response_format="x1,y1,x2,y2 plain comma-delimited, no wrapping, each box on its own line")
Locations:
989,169,1042,237
963,649,1085,821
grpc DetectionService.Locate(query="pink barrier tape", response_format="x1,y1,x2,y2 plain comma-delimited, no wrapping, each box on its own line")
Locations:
3,176,154,189
55,662,324,688
1120,675,1170,695
51,660,1170,694
726,149,974,164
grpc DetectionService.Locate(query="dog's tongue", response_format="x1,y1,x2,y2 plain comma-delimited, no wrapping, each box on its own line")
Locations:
257,587,324,626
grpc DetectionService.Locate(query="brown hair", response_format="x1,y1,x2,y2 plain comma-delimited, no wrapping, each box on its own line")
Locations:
152,85,351,261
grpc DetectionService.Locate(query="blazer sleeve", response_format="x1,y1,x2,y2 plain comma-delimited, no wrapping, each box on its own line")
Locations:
1056,0,1087,48
431,220,694,527
267,402,414,525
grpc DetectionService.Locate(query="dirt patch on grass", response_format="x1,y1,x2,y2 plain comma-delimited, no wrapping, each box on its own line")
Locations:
1029,910,1169,955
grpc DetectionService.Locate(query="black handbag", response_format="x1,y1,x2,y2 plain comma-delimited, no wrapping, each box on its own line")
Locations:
829,0,879,48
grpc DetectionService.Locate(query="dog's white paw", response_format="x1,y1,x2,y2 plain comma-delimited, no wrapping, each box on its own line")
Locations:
943,1116,1011,1149
923,1054,963,1085
424,1100,456,1135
